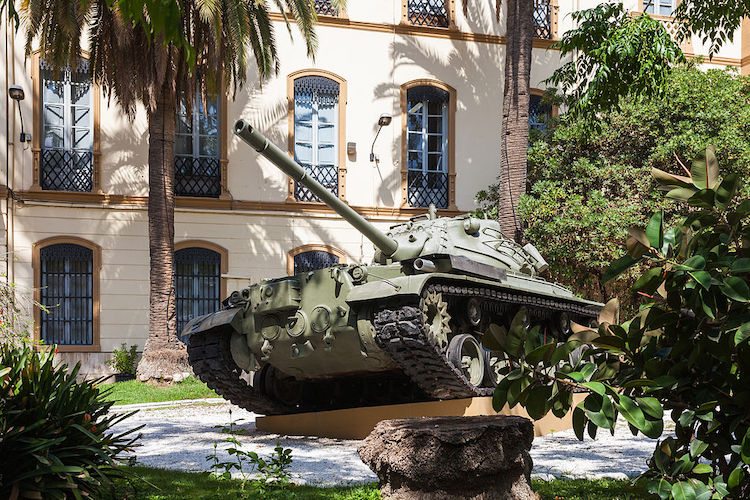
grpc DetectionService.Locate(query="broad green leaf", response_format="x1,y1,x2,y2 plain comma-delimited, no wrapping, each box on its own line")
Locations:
734,323,750,345
728,466,744,490
720,277,750,302
688,189,716,209
691,146,718,190
603,255,640,282
677,255,706,271
525,385,552,420
732,258,750,274
641,416,664,439
742,428,750,465
652,167,693,188
579,362,596,381
549,341,581,366
632,267,664,295
580,381,606,395
667,187,698,201
636,397,663,419
506,308,529,357
689,271,712,290
628,227,651,250
598,298,620,325
483,323,507,351
715,174,739,210
492,377,511,411
584,393,615,429
591,335,627,352
564,371,584,382
690,439,709,459
572,404,586,441
646,211,664,248
679,410,695,427
655,478,672,499
617,395,647,432
524,343,555,366
692,464,712,474
671,480,696,500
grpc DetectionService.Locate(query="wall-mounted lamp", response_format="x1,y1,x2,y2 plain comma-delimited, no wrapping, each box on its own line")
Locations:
370,113,392,162
9,85,31,143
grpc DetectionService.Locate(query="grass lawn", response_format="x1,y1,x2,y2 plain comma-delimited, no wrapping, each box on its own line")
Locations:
99,376,218,405
106,466,648,499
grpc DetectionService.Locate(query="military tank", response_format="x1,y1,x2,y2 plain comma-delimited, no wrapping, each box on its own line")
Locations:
181,119,602,415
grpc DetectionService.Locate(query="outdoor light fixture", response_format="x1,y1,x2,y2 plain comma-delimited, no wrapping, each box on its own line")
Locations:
9,85,31,143
370,113,392,162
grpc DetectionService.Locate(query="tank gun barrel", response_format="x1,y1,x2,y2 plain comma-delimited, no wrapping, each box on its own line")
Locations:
234,120,399,258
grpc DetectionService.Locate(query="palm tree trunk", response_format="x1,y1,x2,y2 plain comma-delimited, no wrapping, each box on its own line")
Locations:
136,81,187,381
498,0,534,241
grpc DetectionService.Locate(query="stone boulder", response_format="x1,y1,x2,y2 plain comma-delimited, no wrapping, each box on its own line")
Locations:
357,415,538,500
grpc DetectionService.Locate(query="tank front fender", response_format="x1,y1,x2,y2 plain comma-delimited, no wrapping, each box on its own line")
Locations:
179,308,244,345
346,275,431,303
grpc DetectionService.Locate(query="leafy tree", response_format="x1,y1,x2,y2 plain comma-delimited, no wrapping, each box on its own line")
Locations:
19,0,327,379
546,2,685,121
476,65,750,308
490,150,750,499
673,1,750,56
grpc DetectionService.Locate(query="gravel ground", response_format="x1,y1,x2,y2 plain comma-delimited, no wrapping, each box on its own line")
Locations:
111,401,671,486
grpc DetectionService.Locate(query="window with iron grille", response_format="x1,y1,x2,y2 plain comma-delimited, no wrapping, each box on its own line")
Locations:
406,86,449,209
175,248,221,334
644,0,675,16
39,244,94,346
407,0,450,28
313,0,338,16
40,61,94,192
293,76,339,202
529,94,552,133
533,0,553,39
175,94,221,197
293,250,339,274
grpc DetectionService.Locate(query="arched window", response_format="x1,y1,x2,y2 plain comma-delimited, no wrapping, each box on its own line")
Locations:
292,75,341,202
175,247,222,333
405,85,451,209
175,93,222,197
33,237,101,350
39,59,94,192
287,245,346,275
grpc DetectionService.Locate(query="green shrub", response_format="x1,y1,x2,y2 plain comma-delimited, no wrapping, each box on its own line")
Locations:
0,344,140,498
108,342,139,374
490,149,750,498
476,65,750,311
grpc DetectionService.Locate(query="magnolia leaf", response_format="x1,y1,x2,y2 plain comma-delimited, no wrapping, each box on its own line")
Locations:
506,308,529,357
691,146,719,190
603,254,640,282
640,415,664,439
742,428,750,465
525,385,552,420
671,481,696,500
720,277,750,302
651,167,693,188
646,211,664,248
636,397,663,419
632,267,664,295
735,323,750,345
667,187,699,201
580,381,606,395
628,227,651,250
732,258,750,274
728,466,744,490
715,174,739,210
617,395,647,432
492,377,512,411
598,298,619,325
572,404,586,441
688,189,716,209
690,439,709,459
689,271,712,290
483,323,507,351
676,255,706,271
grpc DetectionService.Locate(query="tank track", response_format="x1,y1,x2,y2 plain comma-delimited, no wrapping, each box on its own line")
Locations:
187,331,293,415
373,282,599,401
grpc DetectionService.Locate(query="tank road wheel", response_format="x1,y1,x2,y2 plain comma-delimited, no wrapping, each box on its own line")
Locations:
421,291,451,350
483,349,509,387
447,334,485,388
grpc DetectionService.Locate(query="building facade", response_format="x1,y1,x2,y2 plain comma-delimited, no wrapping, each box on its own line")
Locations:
1,0,747,375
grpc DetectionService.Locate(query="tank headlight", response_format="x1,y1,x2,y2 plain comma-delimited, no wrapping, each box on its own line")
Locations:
261,315,281,340
310,306,332,333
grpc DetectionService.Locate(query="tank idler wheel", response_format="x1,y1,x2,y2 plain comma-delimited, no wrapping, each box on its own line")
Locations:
421,291,451,351
447,334,485,388
482,349,509,387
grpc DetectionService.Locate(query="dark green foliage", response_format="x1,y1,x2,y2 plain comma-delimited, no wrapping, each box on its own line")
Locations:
546,2,685,120
673,1,750,56
476,65,750,308
492,151,750,499
0,344,140,499
108,342,139,375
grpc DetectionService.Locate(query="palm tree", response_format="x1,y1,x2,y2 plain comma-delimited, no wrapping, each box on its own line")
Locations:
497,0,534,241
21,0,325,380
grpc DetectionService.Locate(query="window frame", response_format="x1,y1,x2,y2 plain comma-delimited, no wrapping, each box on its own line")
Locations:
533,0,560,40
174,92,226,199
287,244,346,276
400,79,457,210
31,51,102,194
286,69,347,203
174,240,229,301
402,0,457,30
641,0,677,17
32,236,101,353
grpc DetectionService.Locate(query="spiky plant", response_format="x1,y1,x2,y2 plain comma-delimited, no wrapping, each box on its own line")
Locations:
19,0,341,379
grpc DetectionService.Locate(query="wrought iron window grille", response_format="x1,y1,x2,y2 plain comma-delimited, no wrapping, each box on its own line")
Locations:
293,250,340,274
174,156,221,197
40,244,94,346
408,0,450,27
41,150,94,191
407,170,449,209
313,0,338,16
534,0,553,39
294,165,339,202
175,248,221,334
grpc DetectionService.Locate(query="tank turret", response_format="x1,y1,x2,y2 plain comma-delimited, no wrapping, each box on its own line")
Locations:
182,119,602,416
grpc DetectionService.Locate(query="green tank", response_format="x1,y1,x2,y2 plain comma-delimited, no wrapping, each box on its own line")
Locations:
182,119,602,415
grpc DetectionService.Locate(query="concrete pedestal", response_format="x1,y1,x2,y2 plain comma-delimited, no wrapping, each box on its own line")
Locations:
256,395,584,439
